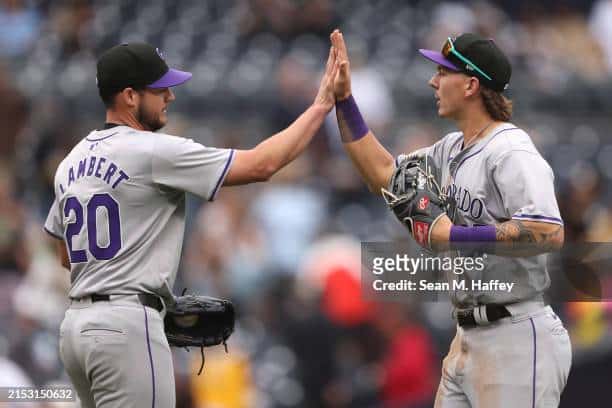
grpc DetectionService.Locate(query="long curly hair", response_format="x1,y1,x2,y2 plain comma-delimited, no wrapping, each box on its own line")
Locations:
481,87,513,121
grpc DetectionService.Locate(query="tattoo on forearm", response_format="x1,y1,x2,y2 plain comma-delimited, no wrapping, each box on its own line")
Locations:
495,220,563,251
495,220,536,243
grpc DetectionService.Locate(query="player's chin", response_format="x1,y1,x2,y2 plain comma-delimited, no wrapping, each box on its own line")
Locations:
435,100,444,117
147,118,166,132
437,104,453,118
157,113,168,128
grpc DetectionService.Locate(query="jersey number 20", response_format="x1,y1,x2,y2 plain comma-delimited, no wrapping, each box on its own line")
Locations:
64,193,121,263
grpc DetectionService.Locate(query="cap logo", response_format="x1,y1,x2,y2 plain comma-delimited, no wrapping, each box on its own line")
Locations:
156,47,164,60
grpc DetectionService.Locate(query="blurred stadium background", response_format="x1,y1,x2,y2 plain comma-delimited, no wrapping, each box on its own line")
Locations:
0,0,611,407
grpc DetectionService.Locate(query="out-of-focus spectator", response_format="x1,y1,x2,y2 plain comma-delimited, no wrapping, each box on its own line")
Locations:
190,348,253,408
0,63,28,159
250,155,326,274
183,187,266,299
0,0,40,58
0,165,28,276
590,0,612,74
49,0,92,56
521,10,607,86
242,0,332,37
375,304,437,408
586,207,612,241
558,163,604,242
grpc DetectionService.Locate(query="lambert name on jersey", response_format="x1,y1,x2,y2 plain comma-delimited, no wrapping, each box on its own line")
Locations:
59,155,130,194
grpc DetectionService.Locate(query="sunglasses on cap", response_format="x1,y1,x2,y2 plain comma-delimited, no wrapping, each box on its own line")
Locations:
441,37,493,81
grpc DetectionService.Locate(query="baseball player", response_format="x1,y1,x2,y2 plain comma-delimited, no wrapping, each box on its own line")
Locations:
330,30,572,407
44,43,338,407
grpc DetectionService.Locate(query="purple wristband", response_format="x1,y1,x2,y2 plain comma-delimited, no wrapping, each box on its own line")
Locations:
336,95,369,142
450,225,496,242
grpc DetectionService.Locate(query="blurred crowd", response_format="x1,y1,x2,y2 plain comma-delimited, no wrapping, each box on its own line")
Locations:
1,0,612,407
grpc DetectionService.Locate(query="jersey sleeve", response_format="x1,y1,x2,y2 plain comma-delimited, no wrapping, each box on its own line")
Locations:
151,135,234,200
492,150,563,225
44,197,64,239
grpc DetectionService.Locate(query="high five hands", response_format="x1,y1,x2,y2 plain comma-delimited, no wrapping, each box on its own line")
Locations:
314,42,340,112
330,29,352,101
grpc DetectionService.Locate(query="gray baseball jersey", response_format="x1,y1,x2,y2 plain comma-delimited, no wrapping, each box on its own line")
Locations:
397,122,563,306
44,125,234,300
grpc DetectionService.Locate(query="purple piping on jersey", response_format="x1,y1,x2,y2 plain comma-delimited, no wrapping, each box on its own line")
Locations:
529,317,537,408
512,214,563,224
44,226,63,240
143,305,156,408
208,149,235,202
86,132,119,142
452,128,519,177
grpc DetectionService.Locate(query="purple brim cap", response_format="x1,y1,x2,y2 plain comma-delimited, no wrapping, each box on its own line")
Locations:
418,49,460,71
148,68,192,88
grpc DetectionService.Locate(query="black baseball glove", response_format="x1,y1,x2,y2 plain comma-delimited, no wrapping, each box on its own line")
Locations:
382,154,449,250
164,294,235,374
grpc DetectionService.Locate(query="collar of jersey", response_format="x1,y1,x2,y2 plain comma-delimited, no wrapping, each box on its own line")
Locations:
461,122,515,153
86,126,126,142
450,123,518,177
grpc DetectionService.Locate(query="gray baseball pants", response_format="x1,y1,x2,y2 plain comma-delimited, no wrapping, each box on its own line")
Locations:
59,295,175,408
435,303,572,408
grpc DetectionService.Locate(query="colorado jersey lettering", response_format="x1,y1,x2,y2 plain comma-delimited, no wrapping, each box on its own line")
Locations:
396,123,563,306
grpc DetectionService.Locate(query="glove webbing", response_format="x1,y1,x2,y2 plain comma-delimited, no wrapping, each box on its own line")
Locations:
179,288,230,376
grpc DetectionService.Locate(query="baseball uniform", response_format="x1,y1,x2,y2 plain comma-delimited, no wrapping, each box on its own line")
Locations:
396,123,571,407
45,125,234,407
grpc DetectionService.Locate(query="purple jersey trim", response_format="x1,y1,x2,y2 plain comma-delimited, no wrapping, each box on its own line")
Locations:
143,305,156,408
86,131,119,142
530,317,537,408
44,226,63,240
512,214,564,225
208,149,235,202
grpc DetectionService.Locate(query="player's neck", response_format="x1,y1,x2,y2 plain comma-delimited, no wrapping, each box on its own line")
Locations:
457,111,498,149
105,110,146,131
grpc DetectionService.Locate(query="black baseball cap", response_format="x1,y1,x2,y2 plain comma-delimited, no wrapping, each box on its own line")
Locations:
419,33,511,92
96,43,192,92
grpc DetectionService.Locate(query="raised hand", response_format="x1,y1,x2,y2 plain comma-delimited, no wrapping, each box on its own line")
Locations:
330,29,352,101
313,46,339,112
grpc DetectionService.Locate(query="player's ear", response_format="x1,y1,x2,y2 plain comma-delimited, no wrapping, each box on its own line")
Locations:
464,76,480,98
119,87,141,108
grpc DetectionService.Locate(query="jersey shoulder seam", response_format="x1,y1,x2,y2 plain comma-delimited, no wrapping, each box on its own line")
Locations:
490,148,545,171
